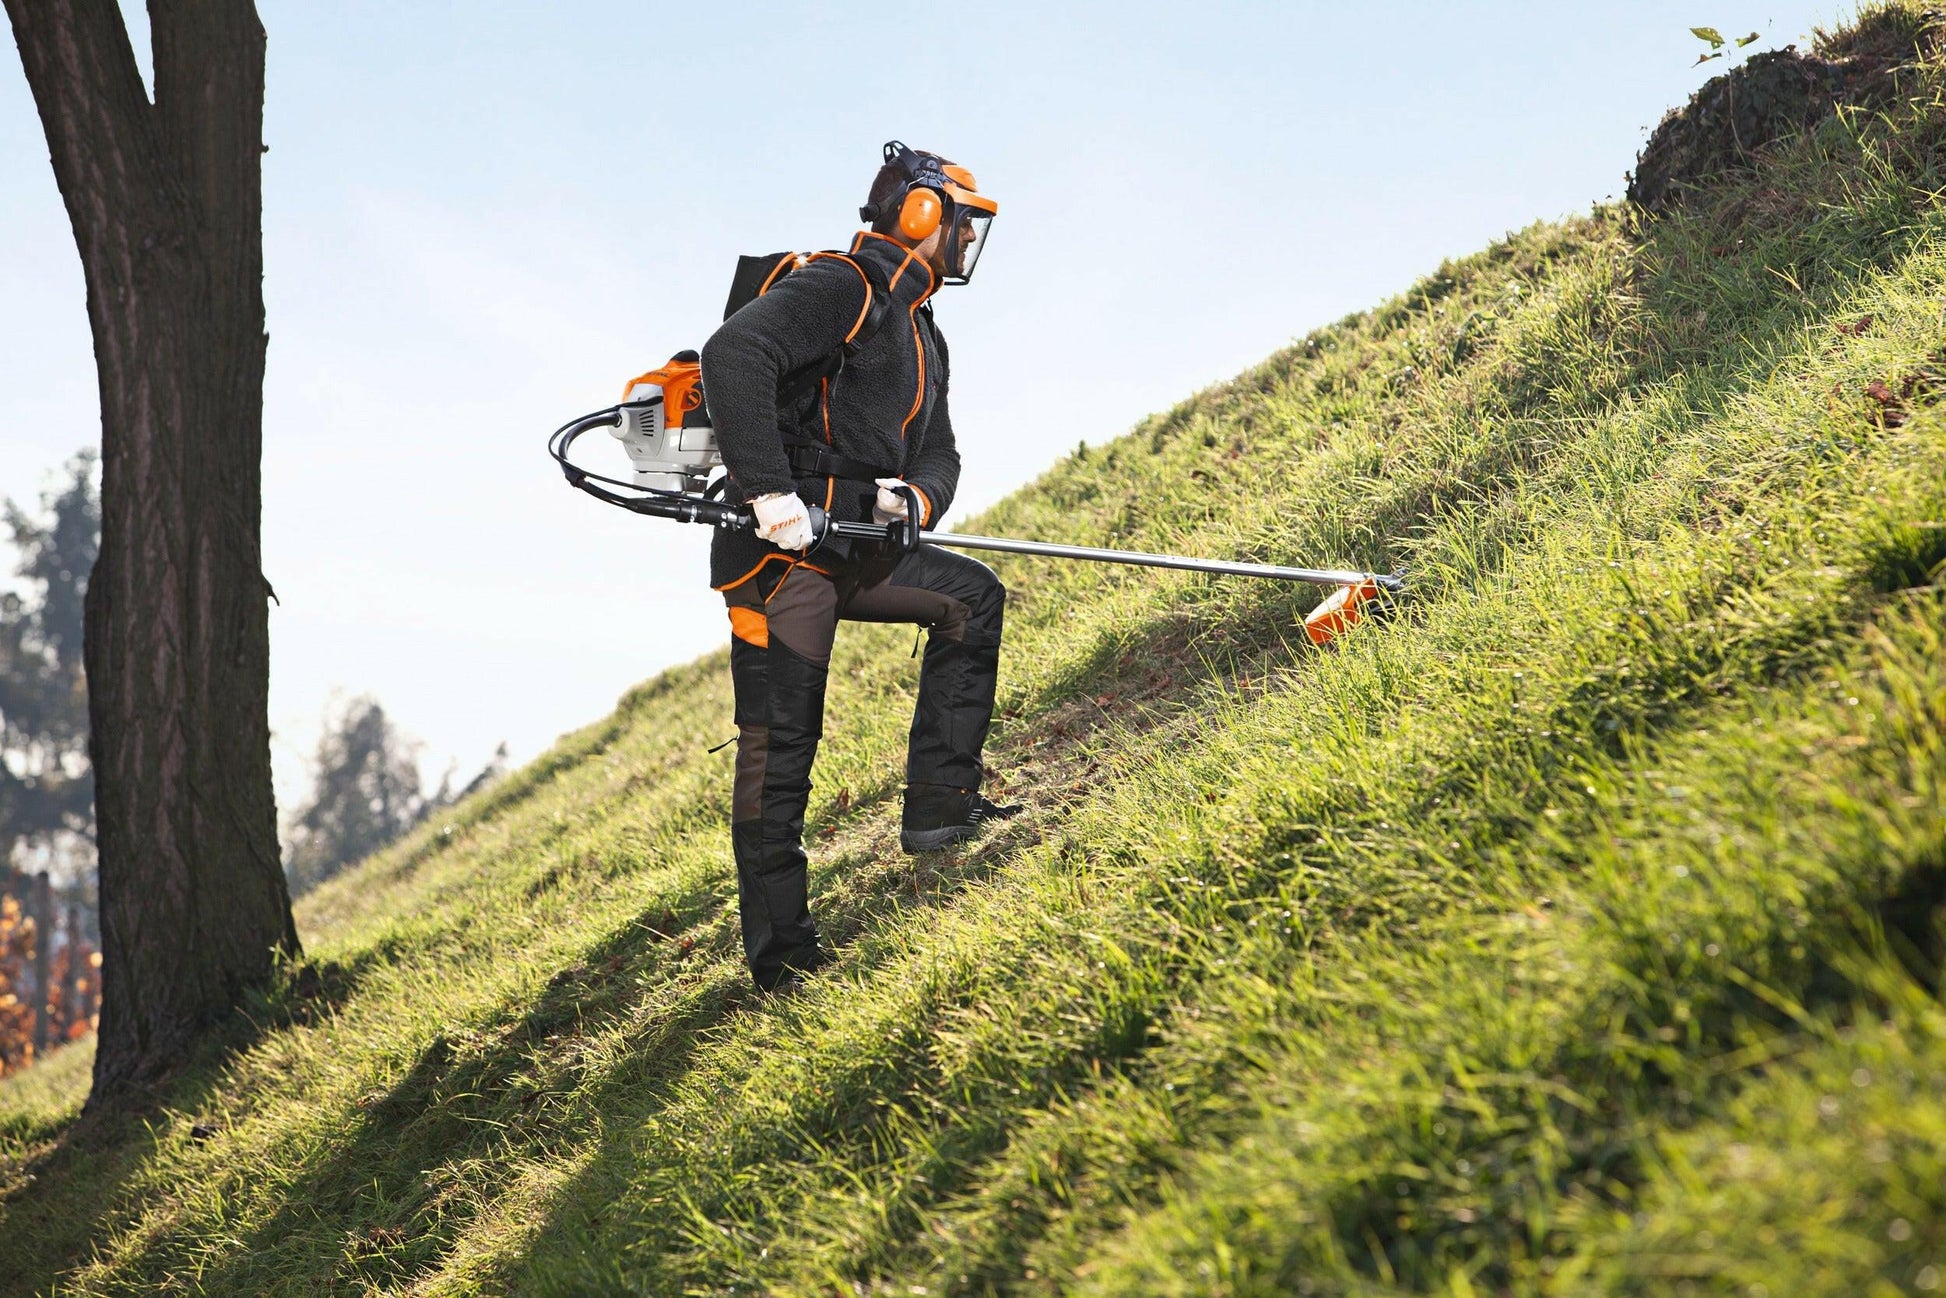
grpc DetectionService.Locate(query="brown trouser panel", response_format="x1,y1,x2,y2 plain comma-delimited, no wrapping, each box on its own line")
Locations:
841,578,973,643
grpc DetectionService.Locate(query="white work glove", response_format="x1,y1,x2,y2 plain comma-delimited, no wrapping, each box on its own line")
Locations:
873,477,917,526
751,491,814,552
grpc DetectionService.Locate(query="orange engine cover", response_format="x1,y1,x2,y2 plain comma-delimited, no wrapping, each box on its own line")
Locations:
621,358,704,428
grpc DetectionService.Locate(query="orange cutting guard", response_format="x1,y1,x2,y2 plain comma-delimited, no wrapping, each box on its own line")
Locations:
1303,579,1381,646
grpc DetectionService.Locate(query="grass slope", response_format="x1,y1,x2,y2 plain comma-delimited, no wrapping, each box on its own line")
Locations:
6,9,1946,1294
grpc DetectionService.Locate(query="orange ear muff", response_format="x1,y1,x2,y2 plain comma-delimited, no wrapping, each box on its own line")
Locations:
898,188,943,240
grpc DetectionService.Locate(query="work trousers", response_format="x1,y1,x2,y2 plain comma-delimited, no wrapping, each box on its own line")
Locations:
721,543,1005,987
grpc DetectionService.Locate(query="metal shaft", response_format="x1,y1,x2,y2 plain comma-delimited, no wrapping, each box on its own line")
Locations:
924,530,1403,589
825,518,1401,590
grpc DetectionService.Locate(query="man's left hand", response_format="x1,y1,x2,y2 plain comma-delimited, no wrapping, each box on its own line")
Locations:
874,477,914,525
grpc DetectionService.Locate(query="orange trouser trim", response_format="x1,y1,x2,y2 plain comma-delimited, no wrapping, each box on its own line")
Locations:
728,605,770,648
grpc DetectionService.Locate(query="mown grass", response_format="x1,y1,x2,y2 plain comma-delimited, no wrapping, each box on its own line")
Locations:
4,7,1946,1294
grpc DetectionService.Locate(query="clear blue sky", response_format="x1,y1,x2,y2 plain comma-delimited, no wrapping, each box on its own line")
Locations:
1,1,1846,808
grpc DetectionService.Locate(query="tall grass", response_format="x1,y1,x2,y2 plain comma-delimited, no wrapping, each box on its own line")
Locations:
4,7,1945,1294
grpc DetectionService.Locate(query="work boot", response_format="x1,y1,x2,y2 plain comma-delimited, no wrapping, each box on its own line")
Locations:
754,943,832,995
900,783,1023,854
761,968,813,998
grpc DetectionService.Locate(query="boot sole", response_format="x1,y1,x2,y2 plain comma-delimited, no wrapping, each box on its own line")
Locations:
900,823,980,855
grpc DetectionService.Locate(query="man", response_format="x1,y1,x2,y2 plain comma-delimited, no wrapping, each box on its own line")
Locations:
699,141,1018,993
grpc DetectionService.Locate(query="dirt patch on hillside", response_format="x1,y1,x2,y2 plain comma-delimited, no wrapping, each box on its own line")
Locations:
1628,9,1945,215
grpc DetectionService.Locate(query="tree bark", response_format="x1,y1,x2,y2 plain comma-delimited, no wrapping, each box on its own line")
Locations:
59,900,82,1040
29,871,50,1057
4,0,298,1103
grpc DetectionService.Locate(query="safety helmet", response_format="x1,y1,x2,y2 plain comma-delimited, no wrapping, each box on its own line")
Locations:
858,140,998,286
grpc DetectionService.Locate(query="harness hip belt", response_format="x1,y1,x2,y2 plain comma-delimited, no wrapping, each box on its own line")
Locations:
781,433,899,484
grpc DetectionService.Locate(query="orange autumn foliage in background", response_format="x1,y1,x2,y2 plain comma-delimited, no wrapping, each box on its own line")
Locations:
0,891,98,1076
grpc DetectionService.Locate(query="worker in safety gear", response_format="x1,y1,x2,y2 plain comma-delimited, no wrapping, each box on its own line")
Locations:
700,141,1018,993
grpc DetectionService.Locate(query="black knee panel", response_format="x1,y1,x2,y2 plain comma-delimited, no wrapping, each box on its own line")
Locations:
966,572,1006,644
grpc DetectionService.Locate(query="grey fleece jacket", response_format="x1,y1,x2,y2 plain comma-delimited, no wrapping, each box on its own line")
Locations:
700,231,961,589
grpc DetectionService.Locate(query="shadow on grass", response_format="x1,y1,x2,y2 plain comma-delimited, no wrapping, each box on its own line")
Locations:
0,952,376,1297
119,903,745,1297
143,798,1061,1297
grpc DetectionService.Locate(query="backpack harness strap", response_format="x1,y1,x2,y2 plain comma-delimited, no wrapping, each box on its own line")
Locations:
761,251,901,484
770,252,894,404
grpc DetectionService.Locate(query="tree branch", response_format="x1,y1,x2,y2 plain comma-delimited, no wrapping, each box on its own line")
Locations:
4,0,160,250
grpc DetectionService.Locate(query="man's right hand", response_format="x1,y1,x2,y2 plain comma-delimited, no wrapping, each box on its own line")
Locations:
751,491,815,552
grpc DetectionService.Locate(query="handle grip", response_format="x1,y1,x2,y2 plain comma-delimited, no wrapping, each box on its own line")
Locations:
894,484,922,553
804,494,923,555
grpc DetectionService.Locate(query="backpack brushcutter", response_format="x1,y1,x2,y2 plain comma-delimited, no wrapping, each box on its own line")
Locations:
547,359,1404,644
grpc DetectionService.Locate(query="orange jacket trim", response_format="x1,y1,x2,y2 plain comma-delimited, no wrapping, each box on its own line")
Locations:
713,552,830,594
899,305,927,437
850,231,939,300
819,377,836,510
887,243,922,295
764,556,824,610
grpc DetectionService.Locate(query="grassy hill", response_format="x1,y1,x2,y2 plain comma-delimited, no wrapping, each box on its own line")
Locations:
6,9,1946,1294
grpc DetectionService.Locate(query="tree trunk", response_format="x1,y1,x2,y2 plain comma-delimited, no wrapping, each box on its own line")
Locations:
29,871,51,1057
5,0,298,1102
59,901,82,1040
